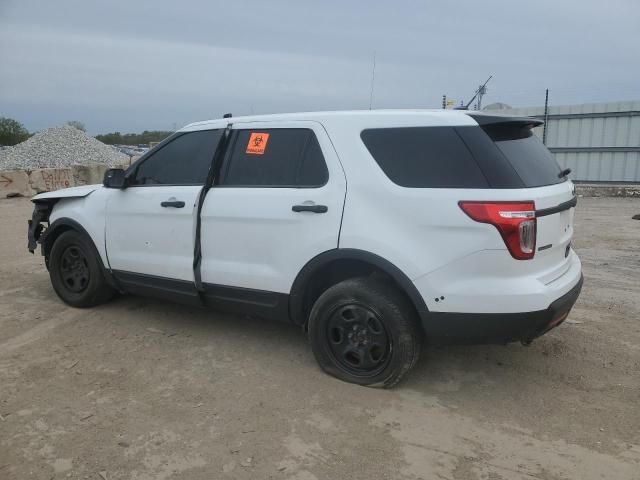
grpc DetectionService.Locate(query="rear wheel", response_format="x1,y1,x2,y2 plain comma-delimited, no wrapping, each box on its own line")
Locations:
49,230,114,307
308,277,421,388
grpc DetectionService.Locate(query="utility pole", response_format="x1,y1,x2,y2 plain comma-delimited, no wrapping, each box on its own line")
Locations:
476,82,488,110
542,89,549,145
456,75,492,110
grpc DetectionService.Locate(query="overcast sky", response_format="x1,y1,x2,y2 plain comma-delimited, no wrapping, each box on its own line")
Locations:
1,0,639,134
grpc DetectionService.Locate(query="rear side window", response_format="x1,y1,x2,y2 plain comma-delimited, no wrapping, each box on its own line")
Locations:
133,130,221,185
221,128,328,187
482,124,564,187
360,127,489,188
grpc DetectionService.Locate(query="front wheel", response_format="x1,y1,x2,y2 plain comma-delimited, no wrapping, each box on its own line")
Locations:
49,230,115,308
308,277,421,388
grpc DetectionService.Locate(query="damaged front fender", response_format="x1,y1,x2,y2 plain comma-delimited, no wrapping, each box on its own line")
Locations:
28,184,101,254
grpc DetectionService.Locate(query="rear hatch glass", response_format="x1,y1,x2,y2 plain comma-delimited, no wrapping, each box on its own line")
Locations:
479,121,565,188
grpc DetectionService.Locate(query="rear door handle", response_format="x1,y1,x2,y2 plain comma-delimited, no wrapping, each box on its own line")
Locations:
292,204,328,213
161,200,185,208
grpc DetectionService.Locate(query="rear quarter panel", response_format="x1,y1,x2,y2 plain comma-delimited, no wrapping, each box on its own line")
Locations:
323,115,576,313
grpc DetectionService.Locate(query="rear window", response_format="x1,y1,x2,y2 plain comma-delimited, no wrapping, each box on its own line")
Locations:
362,124,564,189
482,123,564,188
360,127,488,188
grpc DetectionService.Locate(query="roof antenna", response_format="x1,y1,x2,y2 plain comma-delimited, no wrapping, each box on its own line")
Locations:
455,75,493,110
223,113,232,118
368,51,376,110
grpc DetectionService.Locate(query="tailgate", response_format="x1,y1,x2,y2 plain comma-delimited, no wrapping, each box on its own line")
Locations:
534,185,577,272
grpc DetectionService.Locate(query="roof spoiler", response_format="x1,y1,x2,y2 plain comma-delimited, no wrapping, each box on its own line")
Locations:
466,113,543,129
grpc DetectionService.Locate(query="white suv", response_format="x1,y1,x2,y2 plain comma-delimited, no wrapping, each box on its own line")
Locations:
27,110,583,387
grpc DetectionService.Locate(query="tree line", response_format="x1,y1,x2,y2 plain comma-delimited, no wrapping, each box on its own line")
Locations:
95,130,173,146
0,117,31,146
0,117,173,146
0,117,90,146
0,116,172,147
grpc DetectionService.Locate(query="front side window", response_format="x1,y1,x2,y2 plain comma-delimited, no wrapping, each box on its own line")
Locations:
220,128,328,187
132,130,222,185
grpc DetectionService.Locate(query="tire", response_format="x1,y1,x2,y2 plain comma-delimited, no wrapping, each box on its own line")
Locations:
48,230,115,308
308,276,421,388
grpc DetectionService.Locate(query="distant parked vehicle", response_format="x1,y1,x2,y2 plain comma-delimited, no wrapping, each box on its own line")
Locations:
117,146,148,156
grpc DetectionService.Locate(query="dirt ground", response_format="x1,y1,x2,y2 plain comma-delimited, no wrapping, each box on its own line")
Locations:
1,196,639,480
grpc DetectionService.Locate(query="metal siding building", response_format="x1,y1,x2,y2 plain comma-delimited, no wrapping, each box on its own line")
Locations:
487,101,640,183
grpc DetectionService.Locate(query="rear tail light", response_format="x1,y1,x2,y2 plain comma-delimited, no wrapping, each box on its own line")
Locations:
459,201,536,260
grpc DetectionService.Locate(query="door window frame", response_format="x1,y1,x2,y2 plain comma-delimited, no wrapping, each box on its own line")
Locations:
125,129,222,187
215,124,331,189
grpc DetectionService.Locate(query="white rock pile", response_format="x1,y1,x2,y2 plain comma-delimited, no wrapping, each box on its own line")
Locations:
0,125,128,171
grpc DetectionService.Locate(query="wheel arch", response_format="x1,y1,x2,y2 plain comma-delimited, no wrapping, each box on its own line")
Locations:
289,249,429,326
43,218,117,289
43,218,94,259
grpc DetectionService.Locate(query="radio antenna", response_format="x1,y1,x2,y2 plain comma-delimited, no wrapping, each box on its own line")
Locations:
368,51,377,110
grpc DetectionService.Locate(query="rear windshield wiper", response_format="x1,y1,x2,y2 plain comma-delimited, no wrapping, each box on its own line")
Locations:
558,168,571,178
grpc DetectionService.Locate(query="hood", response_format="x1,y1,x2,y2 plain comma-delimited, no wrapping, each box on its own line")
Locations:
32,184,102,202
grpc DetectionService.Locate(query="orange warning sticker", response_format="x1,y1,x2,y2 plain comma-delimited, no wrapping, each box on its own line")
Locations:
246,132,270,155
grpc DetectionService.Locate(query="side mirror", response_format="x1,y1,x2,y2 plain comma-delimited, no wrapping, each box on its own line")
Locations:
103,168,127,189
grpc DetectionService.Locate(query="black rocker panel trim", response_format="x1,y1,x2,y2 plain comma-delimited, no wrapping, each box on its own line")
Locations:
201,283,289,322
112,249,424,327
111,270,290,321
112,271,202,307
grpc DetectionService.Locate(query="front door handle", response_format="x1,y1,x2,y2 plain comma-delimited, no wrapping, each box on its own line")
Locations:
161,200,185,208
292,204,328,213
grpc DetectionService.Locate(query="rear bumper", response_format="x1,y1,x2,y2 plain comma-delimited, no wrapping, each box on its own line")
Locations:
420,274,583,345
412,249,582,314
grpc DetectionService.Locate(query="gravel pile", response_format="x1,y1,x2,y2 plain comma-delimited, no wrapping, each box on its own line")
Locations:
0,125,128,170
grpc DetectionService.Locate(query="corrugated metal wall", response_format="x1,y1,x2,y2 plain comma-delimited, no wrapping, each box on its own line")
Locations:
488,101,640,183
